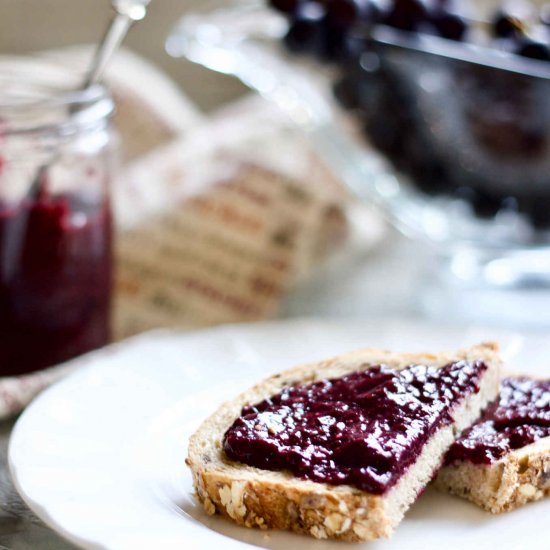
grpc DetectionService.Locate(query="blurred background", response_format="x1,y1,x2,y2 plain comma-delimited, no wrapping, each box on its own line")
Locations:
4,0,550,335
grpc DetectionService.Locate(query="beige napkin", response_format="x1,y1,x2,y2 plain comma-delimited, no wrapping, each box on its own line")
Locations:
113,94,352,337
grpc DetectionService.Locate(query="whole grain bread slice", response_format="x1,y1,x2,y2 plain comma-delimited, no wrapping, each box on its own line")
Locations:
435,376,550,513
187,342,501,541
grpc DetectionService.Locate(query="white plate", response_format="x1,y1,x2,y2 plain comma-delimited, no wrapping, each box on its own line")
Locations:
8,318,550,550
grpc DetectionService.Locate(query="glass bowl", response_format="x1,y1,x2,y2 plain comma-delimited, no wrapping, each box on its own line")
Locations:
168,0,550,325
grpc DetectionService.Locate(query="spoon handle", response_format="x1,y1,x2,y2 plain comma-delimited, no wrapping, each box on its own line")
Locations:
27,0,151,199
83,0,152,88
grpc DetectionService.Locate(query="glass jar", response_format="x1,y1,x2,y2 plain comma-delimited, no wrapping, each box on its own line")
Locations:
0,57,115,375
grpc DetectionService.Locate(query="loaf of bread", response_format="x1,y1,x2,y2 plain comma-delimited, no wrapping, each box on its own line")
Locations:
187,342,501,541
435,376,550,513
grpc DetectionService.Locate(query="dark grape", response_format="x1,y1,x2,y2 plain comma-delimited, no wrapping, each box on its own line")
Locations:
453,177,507,219
333,74,362,109
500,196,519,212
284,21,323,53
326,0,359,29
520,196,550,228
283,2,325,54
471,189,503,219
516,39,550,61
431,10,467,41
406,153,449,195
269,0,300,15
320,22,349,60
365,116,406,158
362,0,383,24
452,186,478,204
322,1,384,61
492,11,525,38
383,0,429,32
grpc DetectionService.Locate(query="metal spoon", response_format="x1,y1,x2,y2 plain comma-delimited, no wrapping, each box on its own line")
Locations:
84,0,152,88
31,0,152,197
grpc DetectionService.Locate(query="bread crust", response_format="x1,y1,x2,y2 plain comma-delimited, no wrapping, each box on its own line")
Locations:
187,342,501,540
435,374,550,513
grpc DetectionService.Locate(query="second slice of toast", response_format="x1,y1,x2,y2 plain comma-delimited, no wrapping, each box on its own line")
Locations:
435,376,550,513
187,342,501,541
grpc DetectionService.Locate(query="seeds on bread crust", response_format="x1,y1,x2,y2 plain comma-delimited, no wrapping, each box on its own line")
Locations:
436,375,550,513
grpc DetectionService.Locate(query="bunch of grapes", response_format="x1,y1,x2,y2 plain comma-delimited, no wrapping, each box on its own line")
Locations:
270,0,550,62
268,0,550,228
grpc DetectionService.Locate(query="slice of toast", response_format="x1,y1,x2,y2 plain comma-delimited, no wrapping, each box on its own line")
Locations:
187,342,500,541
435,376,550,513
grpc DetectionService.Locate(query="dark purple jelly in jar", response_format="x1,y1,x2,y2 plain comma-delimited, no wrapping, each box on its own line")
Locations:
0,190,112,375
445,377,550,465
0,58,115,375
223,360,487,494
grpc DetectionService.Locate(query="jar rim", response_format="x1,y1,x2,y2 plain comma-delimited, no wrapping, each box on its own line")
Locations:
0,55,115,136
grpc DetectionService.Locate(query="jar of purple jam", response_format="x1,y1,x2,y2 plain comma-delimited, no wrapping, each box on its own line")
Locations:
0,57,115,376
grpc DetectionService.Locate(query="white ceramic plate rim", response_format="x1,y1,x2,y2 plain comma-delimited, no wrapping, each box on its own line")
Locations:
8,318,550,550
